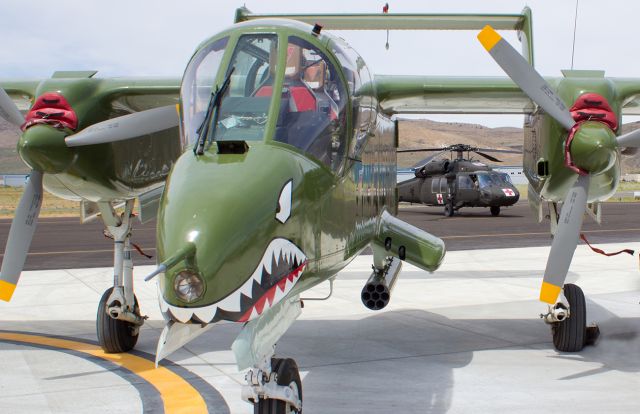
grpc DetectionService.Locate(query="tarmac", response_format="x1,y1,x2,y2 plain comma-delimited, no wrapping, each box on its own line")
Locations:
1,242,639,413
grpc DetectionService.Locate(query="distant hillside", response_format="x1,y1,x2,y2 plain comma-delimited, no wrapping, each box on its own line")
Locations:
398,118,640,173
0,117,27,173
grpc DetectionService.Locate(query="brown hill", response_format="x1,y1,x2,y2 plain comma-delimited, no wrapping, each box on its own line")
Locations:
398,118,640,173
0,117,27,173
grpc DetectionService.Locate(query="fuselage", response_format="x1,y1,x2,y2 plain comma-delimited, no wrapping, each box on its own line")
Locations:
155,19,409,324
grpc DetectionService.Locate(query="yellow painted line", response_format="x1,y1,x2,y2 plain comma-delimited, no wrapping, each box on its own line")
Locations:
478,25,502,51
0,247,156,258
0,332,207,414
441,228,640,240
0,280,16,302
540,281,562,304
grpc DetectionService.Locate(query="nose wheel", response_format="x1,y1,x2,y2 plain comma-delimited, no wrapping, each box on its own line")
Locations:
246,357,303,414
490,205,500,216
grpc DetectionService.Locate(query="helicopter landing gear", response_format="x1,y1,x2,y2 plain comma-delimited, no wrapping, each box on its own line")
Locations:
490,206,501,216
444,203,454,217
541,284,599,352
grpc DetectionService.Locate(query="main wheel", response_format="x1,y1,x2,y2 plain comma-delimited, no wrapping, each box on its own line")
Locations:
254,358,302,414
97,287,139,353
490,206,501,216
444,203,454,217
552,283,586,352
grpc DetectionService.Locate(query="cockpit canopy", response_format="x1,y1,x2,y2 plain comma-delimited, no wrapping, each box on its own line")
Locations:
179,23,371,172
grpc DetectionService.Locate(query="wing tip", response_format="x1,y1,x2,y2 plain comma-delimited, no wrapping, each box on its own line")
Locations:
477,25,501,51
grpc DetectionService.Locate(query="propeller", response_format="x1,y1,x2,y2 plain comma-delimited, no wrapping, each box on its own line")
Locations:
65,104,179,147
0,88,25,127
478,25,626,304
0,170,43,301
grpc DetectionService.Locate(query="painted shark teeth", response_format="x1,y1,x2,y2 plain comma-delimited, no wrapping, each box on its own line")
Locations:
159,238,307,324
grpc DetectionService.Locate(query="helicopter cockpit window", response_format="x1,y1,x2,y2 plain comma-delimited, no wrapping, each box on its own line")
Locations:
477,172,512,188
181,36,229,148
273,37,347,171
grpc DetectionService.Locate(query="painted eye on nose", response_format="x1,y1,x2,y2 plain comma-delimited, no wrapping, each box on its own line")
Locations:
275,179,292,224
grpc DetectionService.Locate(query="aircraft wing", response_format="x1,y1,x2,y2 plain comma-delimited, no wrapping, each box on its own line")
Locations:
0,75,181,120
612,79,640,116
372,75,532,115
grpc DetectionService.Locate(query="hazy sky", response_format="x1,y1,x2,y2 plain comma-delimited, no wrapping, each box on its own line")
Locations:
1,0,638,126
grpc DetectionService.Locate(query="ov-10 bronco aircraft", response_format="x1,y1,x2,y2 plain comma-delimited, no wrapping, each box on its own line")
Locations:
3,6,640,412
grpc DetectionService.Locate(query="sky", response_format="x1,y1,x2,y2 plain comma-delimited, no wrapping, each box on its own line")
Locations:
1,0,638,127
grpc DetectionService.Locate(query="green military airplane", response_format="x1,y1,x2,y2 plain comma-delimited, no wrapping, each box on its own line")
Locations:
3,6,640,412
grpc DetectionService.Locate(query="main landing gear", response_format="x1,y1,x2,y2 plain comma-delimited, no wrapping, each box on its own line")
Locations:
96,200,146,353
490,205,500,216
541,283,599,352
443,202,454,217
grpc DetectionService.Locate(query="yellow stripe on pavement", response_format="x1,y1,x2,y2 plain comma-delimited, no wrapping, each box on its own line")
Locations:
0,332,207,414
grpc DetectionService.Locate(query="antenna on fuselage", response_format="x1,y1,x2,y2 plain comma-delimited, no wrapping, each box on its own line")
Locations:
383,3,390,50
571,0,580,70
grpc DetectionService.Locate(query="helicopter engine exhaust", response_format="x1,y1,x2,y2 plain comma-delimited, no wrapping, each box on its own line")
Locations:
361,257,402,310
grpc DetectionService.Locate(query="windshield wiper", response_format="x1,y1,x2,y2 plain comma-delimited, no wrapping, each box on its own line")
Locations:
194,66,235,155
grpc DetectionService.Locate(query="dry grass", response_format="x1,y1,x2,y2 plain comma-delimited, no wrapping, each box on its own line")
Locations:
0,186,78,218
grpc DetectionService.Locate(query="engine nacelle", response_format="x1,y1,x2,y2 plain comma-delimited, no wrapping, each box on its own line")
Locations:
415,159,450,178
361,257,402,310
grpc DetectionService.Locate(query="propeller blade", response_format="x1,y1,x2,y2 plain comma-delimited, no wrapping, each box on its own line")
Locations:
477,26,576,131
0,88,25,128
473,151,503,163
540,174,590,304
65,105,179,147
616,128,640,148
0,170,43,301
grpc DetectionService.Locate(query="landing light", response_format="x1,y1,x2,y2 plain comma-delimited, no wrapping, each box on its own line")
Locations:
174,271,205,303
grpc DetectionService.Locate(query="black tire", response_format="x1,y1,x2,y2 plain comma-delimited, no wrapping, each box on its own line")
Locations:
490,206,501,216
97,287,139,353
444,203,454,217
552,284,586,352
254,358,302,414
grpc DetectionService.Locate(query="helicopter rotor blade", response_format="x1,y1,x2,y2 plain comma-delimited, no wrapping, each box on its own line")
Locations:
0,170,43,302
397,147,447,153
474,147,522,154
477,25,576,131
473,151,503,163
0,88,25,128
65,105,179,147
539,174,590,304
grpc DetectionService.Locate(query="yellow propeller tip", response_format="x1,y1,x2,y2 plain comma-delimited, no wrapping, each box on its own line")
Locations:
0,280,17,302
478,25,502,51
539,281,562,304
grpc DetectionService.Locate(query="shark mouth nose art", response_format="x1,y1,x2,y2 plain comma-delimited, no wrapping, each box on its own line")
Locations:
161,238,307,324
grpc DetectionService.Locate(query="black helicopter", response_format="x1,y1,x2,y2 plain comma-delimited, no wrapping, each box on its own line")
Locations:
397,144,521,216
